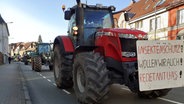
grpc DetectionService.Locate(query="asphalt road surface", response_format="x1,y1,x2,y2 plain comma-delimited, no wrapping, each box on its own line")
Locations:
19,62,184,104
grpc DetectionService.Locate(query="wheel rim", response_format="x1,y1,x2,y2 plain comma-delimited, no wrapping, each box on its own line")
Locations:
77,66,86,93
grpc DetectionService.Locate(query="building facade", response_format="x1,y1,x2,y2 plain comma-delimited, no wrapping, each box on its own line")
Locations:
9,42,37,60
114,0,184,40
0,15,10,64
167,0,184,40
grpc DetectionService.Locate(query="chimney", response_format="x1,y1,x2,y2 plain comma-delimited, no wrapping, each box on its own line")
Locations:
130,0,136,5
132,0,136,3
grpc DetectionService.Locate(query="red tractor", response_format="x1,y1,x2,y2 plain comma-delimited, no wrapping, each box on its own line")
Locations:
53,0,171,103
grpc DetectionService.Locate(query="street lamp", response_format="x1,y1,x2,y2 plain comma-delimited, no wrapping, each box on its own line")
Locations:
154,6,157,40
153,1,158,40
153,0,165,40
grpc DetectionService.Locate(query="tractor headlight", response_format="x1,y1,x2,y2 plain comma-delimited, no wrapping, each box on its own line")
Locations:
119,34,137,39
119,33,148,39
122,52,136,57
137,34,148,39
45,56,51,60
96,32,114,36
142,34,148,39
72,26,78,36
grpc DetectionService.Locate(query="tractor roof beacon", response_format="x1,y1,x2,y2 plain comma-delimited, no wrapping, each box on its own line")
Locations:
53,0,171,103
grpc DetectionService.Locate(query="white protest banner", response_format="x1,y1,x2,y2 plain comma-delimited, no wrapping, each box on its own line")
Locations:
137,40,184,91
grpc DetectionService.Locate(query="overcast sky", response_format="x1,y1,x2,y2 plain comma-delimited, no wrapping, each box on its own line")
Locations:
0,0,132,43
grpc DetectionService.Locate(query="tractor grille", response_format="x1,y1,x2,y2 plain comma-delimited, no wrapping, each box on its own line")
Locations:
119,38,137,57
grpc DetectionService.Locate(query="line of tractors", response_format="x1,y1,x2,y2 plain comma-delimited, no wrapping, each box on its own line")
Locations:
22,42,53,72
23,0,183,104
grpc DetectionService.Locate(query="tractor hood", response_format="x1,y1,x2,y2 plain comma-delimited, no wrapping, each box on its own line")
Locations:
97,28,147,39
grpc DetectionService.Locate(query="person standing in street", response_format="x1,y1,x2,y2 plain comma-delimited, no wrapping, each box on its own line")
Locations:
8,56,11,64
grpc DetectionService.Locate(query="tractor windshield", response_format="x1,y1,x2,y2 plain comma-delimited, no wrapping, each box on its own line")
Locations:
38,44,51,54
83,9,113,41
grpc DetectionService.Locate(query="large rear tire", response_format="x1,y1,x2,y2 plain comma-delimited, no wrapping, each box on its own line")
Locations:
73,52,110,104
138,89,171,98
34,56,42,72
53,44,73,89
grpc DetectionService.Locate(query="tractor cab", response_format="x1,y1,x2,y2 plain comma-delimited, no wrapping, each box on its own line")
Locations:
37,43,51,54
64,3,115,46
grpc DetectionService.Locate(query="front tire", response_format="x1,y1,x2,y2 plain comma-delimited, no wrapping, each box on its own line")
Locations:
34,56,42,72
73,52,110,104
53,44,73,89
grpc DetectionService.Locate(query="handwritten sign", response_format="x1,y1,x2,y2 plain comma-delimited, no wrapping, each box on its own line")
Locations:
137,40,184,91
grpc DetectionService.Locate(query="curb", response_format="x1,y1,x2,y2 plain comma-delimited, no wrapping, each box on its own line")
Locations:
19,63,32,104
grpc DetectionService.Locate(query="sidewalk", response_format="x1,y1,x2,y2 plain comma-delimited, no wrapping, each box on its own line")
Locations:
0,62,25,104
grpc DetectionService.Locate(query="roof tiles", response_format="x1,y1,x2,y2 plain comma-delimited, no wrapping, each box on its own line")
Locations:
114,0,178,21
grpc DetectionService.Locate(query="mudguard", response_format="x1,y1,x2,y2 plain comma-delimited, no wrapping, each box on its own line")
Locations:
53,36,74,55
95,35,122,62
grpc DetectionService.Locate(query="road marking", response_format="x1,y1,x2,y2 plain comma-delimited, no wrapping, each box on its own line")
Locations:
53,83,56,86
121,87,183,104
62,89,71,95
38,73,71,95
158,97,184,104
47,79,51,82
39,73,43,76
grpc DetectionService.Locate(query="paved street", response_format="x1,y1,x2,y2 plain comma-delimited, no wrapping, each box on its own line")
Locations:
0,63,25,104
0,62,184,104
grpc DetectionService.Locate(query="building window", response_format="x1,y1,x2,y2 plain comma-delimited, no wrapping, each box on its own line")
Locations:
129,23,135,29
150,17,161,31
178,9,184,24
135,21,143,29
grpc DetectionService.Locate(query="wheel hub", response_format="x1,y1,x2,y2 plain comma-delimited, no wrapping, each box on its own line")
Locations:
54,56,60,78
77,67,86,93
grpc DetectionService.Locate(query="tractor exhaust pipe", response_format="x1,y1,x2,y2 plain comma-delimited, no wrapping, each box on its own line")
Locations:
76,0,81,7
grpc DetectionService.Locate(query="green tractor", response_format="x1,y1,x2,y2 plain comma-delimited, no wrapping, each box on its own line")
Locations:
31,43,53,72
22,50,35,65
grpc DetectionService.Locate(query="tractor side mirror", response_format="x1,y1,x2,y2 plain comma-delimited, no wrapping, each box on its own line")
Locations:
64,10,71,20
124,12,129,21
124,12,135,22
